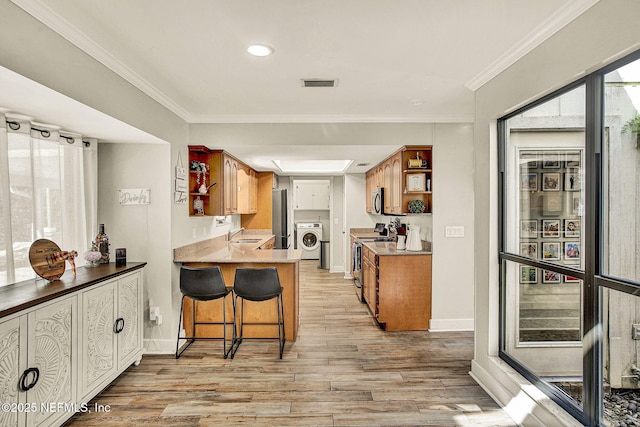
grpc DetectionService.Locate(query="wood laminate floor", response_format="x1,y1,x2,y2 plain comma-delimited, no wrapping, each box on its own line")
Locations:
66,261,517,427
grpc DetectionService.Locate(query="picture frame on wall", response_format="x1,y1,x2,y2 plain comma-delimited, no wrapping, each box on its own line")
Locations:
521,173,538,191
542,219,560,238
564,219,580,237
542,242,561,260
520,220,538,238
520,266,538,284
542,153,561,168
564,242,580,261
520,243,538,259
542,173,561,191
543,270,561,284
564,168,581,191
564,275,580,283
565,152,580,168
542,192,563,215
570,192,582,215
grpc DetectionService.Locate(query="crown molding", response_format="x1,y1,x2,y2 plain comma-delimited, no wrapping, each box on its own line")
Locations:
10,0,192,121
465,0,600,92
187,114,474,124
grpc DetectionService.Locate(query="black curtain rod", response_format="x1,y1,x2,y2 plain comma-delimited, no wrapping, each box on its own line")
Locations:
6,119,80,144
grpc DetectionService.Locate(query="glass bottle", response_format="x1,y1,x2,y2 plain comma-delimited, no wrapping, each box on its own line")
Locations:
95,224,110,263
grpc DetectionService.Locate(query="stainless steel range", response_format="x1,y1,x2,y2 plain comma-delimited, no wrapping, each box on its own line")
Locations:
352,236,395,303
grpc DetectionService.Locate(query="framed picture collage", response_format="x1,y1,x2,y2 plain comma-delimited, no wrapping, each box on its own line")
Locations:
518,150,582,285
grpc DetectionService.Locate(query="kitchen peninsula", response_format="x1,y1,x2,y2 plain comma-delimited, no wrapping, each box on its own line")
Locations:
173,231,302,341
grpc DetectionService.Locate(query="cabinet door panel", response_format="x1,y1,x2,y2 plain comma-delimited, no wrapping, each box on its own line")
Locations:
80,283,117,398
117,273,142,367
27,297,75,427
0,317,23,427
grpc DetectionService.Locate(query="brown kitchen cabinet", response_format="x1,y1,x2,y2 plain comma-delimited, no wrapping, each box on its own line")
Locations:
362,246,378,319
377,254,431,330
361,247,431,330
365,145,432,215
188,146,260,217
365,169,375,213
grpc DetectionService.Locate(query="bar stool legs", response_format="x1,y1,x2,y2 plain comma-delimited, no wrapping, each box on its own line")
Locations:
176,294,232,359
229,292,286,359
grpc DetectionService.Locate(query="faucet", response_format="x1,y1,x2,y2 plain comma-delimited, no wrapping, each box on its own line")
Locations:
228,227,245,241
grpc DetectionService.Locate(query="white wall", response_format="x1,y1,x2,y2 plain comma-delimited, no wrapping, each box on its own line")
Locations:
472,1,640,425
361,123,475,331
97,143,173,352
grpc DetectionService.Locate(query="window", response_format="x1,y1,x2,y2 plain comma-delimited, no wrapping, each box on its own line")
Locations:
0,117,90,286
499,51,640,426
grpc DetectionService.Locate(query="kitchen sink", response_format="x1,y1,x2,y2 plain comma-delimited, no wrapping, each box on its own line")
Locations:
233,239,261,243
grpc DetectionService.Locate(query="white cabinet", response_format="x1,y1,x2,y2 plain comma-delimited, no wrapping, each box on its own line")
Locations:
293,180,330,210
0,265,144,427
0,296,76,427
79,271,142,400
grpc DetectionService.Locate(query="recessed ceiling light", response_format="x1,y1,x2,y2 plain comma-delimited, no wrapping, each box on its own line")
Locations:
409,99,424,106
247,45,274,57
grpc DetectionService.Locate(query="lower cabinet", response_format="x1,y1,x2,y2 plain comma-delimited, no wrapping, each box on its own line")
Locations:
361,251,432,331
0,296,76,427
79,271,143,401
0,268,143,427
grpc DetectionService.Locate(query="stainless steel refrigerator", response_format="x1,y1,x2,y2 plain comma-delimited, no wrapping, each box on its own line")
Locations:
272,189,290,249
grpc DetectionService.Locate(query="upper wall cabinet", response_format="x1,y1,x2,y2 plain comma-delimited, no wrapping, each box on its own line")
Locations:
365,145,432,215
293,180,330,210
188,146,258,216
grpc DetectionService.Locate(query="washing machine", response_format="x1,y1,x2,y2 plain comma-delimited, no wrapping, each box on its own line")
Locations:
296,223,323,260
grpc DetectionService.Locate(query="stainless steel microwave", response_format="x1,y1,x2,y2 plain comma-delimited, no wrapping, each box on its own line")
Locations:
372,188,384,215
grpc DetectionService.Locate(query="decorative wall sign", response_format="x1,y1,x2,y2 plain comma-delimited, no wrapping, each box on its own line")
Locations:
119,188,150,205
174,152,187,205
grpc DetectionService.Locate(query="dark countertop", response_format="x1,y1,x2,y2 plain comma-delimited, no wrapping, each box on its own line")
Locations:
0,262,146,319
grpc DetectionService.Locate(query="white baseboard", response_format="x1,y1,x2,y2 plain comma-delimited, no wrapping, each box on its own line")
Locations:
429,318,474,331
329,265,344,274
143,338,176,355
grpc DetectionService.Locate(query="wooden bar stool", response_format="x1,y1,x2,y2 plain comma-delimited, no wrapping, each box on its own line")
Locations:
229,267,285,359
176,265,232,358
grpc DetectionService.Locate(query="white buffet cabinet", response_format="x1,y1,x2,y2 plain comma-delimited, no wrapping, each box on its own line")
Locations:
0,264,144,427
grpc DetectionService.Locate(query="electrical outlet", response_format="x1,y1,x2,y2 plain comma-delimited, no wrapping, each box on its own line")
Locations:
633,324,640,340
149,306,160,322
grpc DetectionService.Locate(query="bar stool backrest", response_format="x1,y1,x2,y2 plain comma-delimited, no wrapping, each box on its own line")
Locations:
233,267,282,301
180,265,228,301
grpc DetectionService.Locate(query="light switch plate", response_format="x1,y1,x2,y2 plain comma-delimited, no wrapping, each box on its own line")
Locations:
445,226,465,238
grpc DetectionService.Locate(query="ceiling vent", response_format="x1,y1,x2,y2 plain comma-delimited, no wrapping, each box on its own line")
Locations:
355,163,370,167
301,79,338,88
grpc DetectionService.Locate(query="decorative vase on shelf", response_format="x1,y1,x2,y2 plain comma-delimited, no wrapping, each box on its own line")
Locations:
406,225,422,251
95,224,110,263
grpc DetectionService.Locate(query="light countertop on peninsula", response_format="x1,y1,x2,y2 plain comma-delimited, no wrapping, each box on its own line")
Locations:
173,232,303,264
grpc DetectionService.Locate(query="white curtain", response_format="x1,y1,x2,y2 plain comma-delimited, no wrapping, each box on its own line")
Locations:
0,113,97,286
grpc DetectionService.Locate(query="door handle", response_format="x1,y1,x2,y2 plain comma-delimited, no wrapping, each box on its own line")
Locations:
19,367,40,392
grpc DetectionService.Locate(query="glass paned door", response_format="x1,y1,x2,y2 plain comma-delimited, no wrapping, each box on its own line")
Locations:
502,86,586,409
